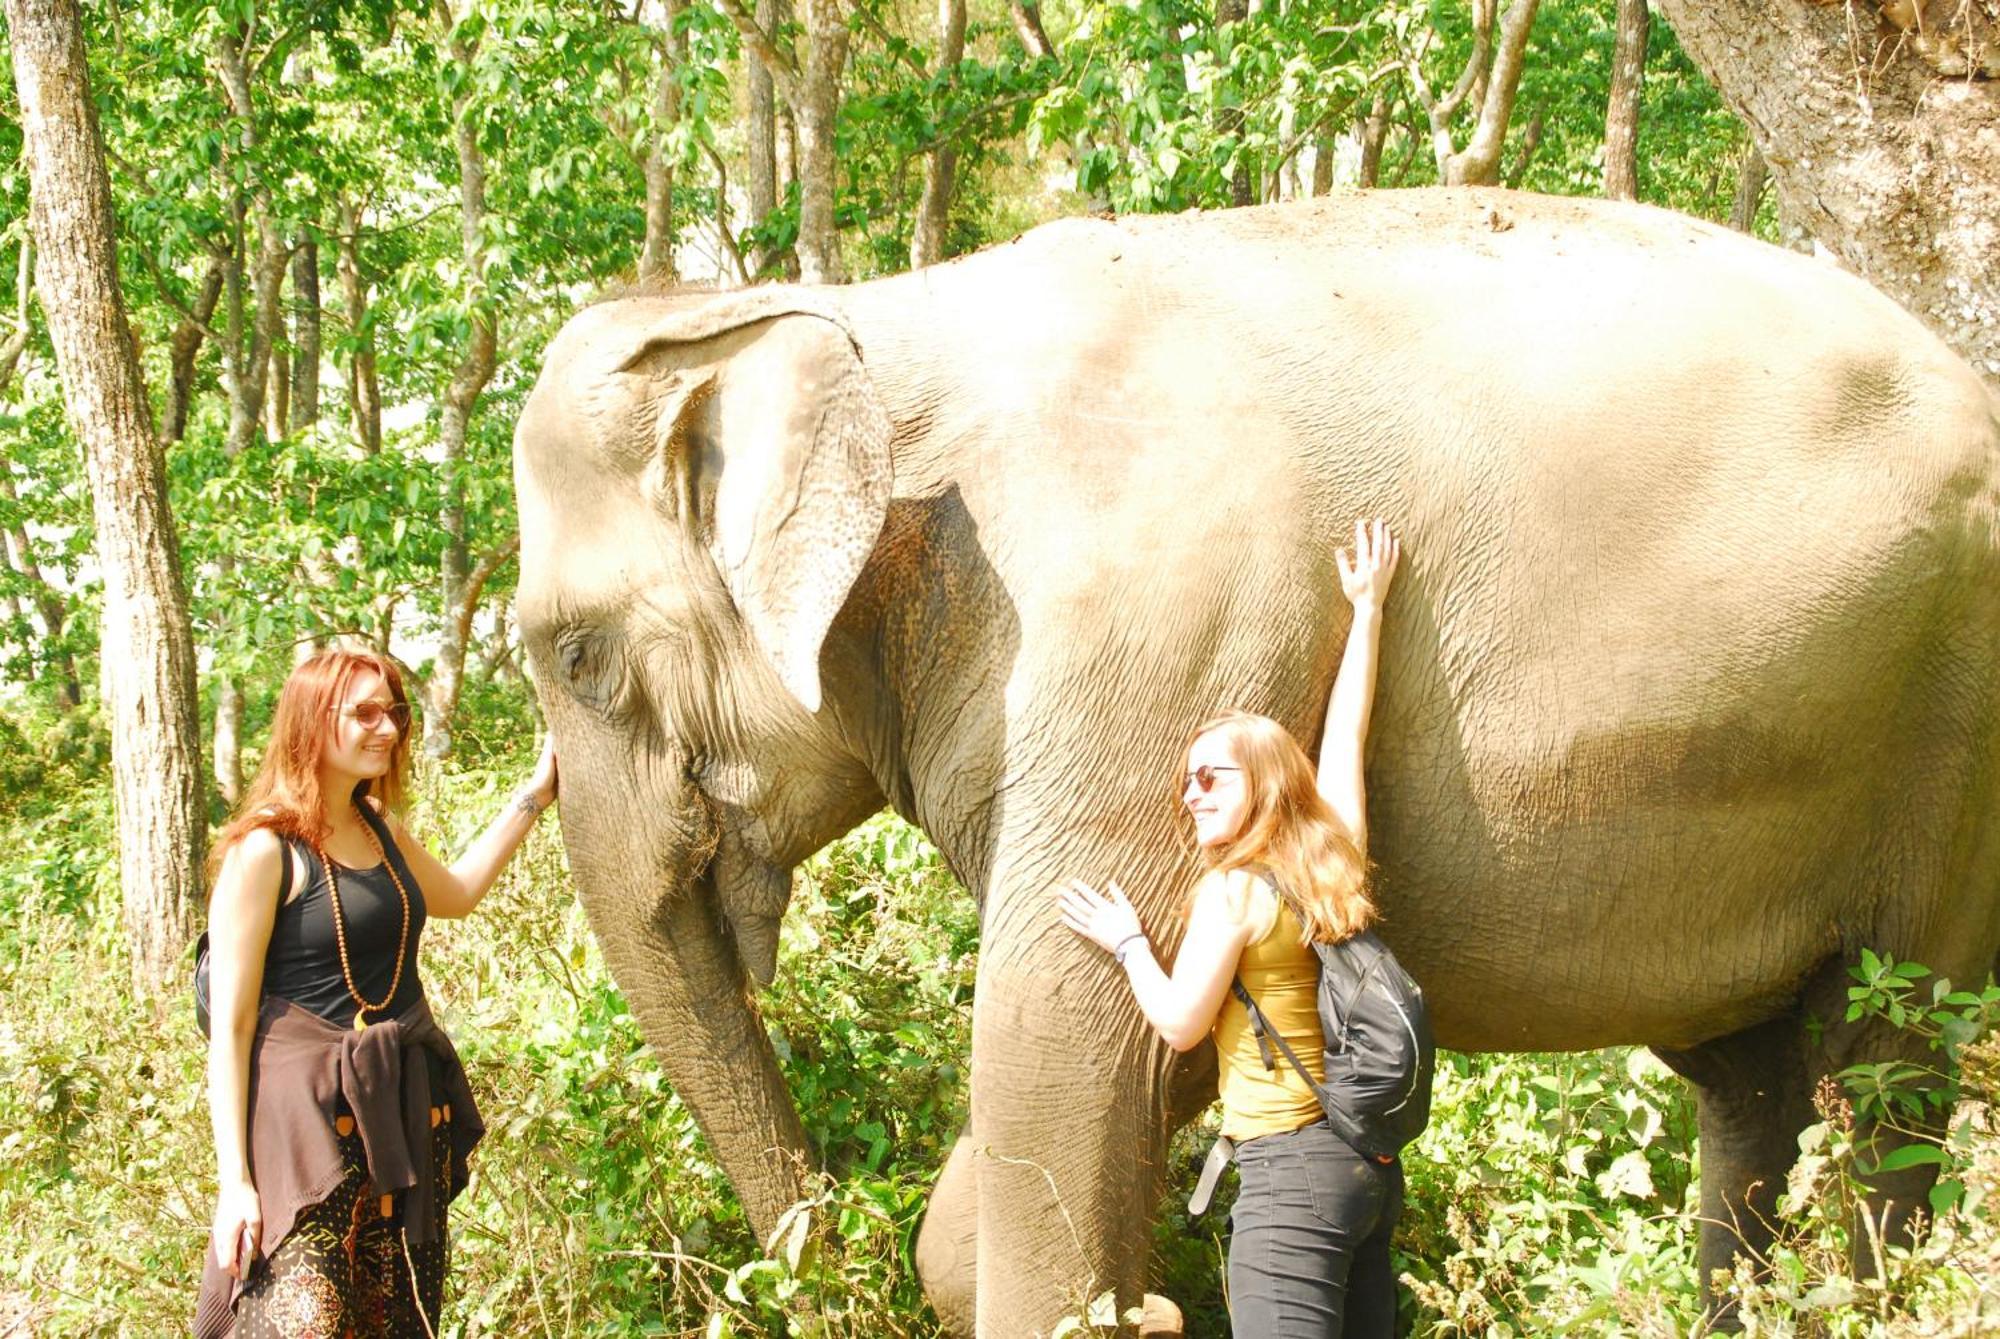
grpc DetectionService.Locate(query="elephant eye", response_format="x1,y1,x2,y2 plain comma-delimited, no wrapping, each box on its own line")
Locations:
555,627,626,715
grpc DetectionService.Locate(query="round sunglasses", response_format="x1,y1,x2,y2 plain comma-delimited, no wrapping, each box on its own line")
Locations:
332,701,414,733
1182,764,1241,794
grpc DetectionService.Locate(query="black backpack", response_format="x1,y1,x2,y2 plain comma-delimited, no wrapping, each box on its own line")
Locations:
1232,877,1436,1161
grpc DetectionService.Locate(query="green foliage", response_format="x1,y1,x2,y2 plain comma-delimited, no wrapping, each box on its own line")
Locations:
6,736,2000,1332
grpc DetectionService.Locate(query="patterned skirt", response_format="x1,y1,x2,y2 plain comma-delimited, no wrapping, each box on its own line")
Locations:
232,1105,454,1339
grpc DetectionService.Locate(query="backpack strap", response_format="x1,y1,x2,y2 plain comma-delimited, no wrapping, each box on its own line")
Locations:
1230,976,1321,1093
1231,867,1324,1090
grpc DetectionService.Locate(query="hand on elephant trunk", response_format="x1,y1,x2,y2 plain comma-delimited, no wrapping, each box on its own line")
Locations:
1057,878,1147,959
519,730,559,812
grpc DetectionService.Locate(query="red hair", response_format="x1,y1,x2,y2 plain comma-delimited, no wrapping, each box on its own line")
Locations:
1183,710,1374,944
208,649,414,882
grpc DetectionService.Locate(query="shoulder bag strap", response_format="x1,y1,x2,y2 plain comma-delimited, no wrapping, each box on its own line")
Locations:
1230,978,1321,1092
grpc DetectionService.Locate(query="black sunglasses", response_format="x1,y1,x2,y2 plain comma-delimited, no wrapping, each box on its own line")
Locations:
334,701,413,733
1182,764,1241,794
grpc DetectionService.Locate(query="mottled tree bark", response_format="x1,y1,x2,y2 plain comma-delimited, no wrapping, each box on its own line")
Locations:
0,470,82,709
638,0,684,285
164,256,225,443
0,240,30,389
336,197,380,453
214,22,288,456
1728,140,1768,233
1654,0,2000,384
794,0,849,283
1602,0,1648,200
290,236,319,430
8,0,205,996
1217,0,1253,206
911,0,966,268
426,0,500,758
746,0,779,275
1356,93,1390,188
1007,0,1054,59
1407,0,1543,186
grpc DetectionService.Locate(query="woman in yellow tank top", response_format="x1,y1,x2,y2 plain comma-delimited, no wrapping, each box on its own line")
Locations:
1059,519,1402,1339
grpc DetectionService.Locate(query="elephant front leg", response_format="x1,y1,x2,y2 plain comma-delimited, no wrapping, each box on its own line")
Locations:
965,939,1177,1338
916,1135,979,1336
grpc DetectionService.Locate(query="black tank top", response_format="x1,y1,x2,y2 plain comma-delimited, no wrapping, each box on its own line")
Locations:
262,829,428,1027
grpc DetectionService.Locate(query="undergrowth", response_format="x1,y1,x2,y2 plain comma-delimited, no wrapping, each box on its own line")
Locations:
1,731,1996,1335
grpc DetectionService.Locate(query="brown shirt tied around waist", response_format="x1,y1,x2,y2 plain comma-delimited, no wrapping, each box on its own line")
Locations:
193,993,484,1339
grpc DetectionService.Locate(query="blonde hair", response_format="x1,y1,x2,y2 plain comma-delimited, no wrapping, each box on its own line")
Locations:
1183,709,1374,944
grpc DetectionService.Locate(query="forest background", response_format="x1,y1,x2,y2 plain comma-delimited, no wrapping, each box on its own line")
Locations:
3,0,2000,1332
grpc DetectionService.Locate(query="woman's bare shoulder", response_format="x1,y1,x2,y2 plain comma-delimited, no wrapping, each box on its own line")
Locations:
1190,867,1269,924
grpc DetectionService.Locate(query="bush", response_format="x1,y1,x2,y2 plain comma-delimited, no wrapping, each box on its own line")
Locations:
3,752,1998,1335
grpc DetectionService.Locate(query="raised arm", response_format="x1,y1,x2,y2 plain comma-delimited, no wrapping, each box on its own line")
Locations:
1317,518,1399,853
389,732,558,919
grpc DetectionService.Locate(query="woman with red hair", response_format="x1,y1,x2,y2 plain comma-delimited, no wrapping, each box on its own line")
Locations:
194,649,556,1338
1060,520,1403,1338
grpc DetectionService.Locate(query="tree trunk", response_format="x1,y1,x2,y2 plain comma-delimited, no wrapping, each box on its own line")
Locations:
1356,94,1389,189
290,236,320,431
1446,0,1541,185
1652,0,2000,386
1,239,32,389
639,0,684,285
0,468,83,708
911,0,966,268
336,197,381,452
1602,0,1648,200
1007,0,1055,59
1728,141,1768,233
1216,0,1253,206
746,0,779,276
164,255,224,443
214,22,288,456
8,0,205,996
794,0,849,284
427,1,500,758
266,324,289,439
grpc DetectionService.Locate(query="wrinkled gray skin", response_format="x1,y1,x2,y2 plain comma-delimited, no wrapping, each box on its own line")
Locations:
514,188,2000,1336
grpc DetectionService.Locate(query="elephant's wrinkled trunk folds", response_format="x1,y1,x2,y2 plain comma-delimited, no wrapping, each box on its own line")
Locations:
575,840,812,1241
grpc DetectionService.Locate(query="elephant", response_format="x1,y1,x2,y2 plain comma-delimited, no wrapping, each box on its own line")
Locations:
513,187,2000,1335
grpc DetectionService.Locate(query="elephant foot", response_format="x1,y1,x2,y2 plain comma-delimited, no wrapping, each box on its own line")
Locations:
1138,1293,1184,1337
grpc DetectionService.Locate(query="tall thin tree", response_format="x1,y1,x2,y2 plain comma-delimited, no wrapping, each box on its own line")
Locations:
911,0,966,267
1601,0,1648,201
7,0,206,996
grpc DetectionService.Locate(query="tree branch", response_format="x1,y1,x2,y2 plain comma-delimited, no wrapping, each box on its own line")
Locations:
714,0,799,85
447,535,520,664
697,134,753,284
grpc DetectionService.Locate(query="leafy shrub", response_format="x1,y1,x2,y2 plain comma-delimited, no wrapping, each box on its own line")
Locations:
4,742,1999,1335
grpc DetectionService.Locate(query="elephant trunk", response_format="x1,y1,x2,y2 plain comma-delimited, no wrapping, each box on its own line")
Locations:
589,867,813,1241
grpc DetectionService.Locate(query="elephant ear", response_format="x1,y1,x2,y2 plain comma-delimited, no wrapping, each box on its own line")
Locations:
618,294,893,713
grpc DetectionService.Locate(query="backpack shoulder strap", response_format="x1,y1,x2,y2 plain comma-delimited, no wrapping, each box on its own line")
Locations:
1230,977,1320,1091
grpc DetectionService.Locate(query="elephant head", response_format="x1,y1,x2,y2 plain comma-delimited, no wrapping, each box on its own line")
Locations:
514,288,896,1230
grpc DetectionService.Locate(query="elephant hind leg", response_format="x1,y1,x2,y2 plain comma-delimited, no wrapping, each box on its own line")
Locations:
1653,1012,1817,1324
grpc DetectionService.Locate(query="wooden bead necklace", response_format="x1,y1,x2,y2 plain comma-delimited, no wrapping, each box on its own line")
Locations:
317,810,412,1031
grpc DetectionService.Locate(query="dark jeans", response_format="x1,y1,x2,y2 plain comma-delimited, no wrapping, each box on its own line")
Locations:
1226,1119,1404,1339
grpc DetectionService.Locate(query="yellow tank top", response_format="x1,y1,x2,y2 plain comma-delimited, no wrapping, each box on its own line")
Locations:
1215,886,1325,1140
